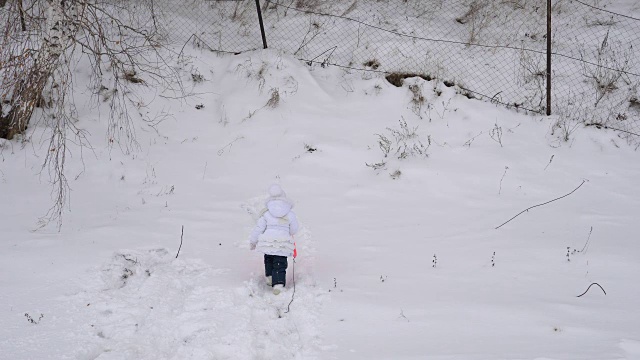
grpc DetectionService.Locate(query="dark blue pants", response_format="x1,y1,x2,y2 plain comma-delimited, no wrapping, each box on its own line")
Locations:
264,254,288,287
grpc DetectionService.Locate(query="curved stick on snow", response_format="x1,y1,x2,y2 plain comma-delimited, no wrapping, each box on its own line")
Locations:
176,225,184,259
576,282,606,297
495,180,586,230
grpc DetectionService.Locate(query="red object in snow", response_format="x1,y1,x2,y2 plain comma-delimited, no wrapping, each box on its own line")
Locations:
293,242,297,258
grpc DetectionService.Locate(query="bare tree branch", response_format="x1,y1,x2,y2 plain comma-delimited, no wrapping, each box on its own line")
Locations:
2,0,182,228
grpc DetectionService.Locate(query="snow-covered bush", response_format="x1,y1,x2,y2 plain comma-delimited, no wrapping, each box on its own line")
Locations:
368,117,430,173
581,31,634,107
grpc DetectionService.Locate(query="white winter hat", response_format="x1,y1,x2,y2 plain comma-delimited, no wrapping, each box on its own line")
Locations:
266,184,293,206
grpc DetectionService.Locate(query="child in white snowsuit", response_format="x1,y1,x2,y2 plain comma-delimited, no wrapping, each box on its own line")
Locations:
249,184,299,295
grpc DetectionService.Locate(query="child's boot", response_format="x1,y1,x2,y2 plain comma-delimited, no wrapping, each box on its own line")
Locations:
272,284,284,295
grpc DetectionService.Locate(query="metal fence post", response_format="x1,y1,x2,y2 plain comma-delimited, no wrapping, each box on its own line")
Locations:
255,0,268,49
546,0,552,116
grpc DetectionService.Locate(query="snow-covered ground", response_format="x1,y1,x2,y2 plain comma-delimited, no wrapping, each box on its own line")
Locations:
1,47,639,359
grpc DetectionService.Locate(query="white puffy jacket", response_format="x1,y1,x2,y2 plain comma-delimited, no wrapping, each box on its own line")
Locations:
249,199,299,257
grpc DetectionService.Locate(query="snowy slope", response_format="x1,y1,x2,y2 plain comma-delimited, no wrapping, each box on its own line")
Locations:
1,48,639,359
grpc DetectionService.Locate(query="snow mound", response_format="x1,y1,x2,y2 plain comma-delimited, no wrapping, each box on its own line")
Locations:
69,248,325,359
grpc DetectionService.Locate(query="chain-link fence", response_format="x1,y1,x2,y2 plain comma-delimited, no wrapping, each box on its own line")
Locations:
262,0,547,113
157,0,639,145
154,0,264,53
550,0,640,143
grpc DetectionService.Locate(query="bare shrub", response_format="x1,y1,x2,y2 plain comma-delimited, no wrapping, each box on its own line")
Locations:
235,58,268,91
456,0,496,45
551,117,580,143
518,48,546,110
365,161,387,171
580,30,633,107
373,117,430,162
266,88,280,108
408,83,426,118
294,17,323,56
191,71,205,83
489,121,503,147
550,99,585,143
375,133,392,158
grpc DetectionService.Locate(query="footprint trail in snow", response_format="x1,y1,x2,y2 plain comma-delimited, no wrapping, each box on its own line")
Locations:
69,248,325,360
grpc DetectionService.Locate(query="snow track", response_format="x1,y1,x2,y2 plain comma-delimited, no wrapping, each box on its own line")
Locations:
71,249,325,360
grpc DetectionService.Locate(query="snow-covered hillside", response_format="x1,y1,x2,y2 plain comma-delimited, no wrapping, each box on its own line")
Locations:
159,0,640,140
1,47,639,359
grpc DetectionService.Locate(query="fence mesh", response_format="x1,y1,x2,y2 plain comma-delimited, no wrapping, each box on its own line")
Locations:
155,0,264,53
550,0,640,143
156,0,640,145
